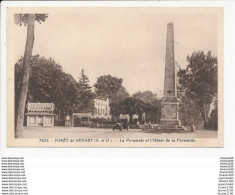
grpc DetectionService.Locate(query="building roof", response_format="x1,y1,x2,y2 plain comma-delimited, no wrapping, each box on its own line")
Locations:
94,97,109,101
25,112,56,116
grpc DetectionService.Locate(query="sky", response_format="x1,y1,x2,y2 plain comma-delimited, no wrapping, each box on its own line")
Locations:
11,7,219,96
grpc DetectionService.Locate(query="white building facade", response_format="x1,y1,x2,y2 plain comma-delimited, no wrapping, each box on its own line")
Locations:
93,98,111,120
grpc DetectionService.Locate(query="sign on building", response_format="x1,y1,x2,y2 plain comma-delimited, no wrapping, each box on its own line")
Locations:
27,103,55,112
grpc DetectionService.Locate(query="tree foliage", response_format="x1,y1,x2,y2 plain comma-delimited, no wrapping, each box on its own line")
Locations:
111,86,129,103
15,55,81,123
177,51,218,129
94,75,123,100
178,95,203,126
77,69,95,113
14,14,48,26
133,90,157,104
178,51,217,103
110,97,161,124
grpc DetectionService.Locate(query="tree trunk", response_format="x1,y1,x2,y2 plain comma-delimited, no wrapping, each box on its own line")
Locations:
202,102,210,129
15,14,35,138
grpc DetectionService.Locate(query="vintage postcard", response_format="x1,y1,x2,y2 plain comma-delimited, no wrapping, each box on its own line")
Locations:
6,7,223,147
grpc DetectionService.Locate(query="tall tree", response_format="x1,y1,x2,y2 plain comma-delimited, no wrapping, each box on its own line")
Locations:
77,69,94,113
15,55,80,125
94,75,123,101
14,14,48,138
177,51,217,129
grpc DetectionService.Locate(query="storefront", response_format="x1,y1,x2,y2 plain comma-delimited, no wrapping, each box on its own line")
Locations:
25,103,55,127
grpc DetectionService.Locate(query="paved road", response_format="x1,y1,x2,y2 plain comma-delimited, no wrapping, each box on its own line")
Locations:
23,126,218,139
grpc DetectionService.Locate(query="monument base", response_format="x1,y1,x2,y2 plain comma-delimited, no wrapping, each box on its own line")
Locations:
160,119,181,127
159,119,187,131
159,119,186,131
159,98,187,131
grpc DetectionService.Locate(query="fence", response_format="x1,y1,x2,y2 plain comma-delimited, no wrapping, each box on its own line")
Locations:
91,123,115,128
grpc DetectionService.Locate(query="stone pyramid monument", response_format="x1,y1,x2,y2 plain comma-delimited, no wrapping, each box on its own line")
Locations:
160,23,186,131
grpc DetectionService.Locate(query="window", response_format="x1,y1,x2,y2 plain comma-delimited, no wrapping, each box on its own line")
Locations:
29,116,36,124
45,116,52,124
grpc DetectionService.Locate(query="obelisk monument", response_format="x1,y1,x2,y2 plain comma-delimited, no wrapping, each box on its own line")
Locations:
160,22,181,129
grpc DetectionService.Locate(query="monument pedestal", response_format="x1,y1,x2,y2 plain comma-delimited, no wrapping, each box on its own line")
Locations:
160,99,182,130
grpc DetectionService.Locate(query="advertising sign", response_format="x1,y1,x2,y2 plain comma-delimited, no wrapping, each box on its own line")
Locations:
27,103,55,112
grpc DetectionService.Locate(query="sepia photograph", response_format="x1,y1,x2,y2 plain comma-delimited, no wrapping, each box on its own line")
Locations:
6,7,223,147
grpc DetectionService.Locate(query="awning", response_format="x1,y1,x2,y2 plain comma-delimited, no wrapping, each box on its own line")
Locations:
25,112,56,116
